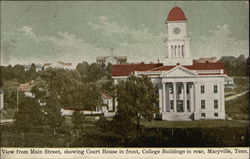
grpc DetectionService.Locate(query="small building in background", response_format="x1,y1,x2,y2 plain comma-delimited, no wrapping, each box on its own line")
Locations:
96,56,127,65
23,64,43,72
193,57,217,63
61,92,115,120
101,93,113,112
43,61,75,70
17,81,35,97
224,75,234,89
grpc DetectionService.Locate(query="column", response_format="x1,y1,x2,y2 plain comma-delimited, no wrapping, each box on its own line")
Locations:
193,82,200,120
194,82,199,112
166,84,170,112
220,81,225,117
162,82,166,112
189,83,194,112
181,45,184,58
183,82,187,112
173,82,177,112
158,84,162,113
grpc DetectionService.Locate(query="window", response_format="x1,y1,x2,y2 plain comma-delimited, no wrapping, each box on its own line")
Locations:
201,113,206,117
201,100,205,109
170,100,174,110
186,85,190,94
174,46,177,57
201,85,205,93
214,113,218,117
182,45,184,57
177,85,182,94
171,45,173,57
214,85,218,93
169,86,173,94
214,100,218,109
187,100,190,111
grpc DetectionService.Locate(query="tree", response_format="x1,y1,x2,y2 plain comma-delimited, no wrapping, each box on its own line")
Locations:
31,77,65,135
1,65,14,80
116,75,159,130
14,97,44,132
43,95,65,135
81,83,102,112
12,64,25,82
25,63,38,81
76,61,89,79
106,63,112,79
218,55,248,76
38,68,83,108
85,63,106,82
72,111,85,137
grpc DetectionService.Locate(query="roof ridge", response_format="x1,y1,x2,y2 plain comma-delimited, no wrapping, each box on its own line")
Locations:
147,65,166,71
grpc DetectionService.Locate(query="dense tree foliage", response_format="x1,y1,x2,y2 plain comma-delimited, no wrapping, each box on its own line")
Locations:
25,63,38,81
37,68,83,108
76,61,112,82
81,83,102,111
116,75,159,129
14,97,44,132
43,95,65,135
218,55,249,76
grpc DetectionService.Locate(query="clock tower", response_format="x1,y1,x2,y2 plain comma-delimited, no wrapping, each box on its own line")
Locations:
163,6,192,66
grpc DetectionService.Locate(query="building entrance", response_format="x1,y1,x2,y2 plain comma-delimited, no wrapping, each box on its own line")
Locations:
177,100,184,112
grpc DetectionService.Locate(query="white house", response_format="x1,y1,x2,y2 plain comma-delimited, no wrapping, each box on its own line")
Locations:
96,56,127,65
224,75,234,89
17,81,35,98
61,92,115,118
43,61,75,70
112,6,228,121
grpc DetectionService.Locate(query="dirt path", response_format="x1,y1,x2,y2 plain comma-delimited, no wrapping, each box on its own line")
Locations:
225,90,249,101
0,119,14,125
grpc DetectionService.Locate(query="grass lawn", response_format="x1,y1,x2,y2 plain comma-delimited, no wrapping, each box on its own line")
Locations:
2,79,20,92
225,76,249,94
225,92,249,120
141,120,249,128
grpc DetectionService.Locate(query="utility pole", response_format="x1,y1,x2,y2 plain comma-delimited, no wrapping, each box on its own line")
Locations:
16,89,19,112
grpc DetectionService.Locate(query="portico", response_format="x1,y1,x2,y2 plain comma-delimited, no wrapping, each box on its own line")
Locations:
161,82,193,113
159,81,195,120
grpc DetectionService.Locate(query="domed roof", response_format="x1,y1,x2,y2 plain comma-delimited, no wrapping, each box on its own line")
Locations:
166,7,187,22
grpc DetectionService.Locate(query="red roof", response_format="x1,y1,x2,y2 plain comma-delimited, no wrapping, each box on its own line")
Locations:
166,7,187,22
152,62,224,71
101,93,112,99
185,62,224,70
18,81,34,92
112,63,163,76
112,62,225,76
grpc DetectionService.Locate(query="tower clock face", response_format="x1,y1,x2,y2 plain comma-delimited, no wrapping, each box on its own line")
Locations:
173,27,181,35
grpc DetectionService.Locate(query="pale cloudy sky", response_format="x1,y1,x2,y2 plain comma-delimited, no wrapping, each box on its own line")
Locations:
1,1,249,65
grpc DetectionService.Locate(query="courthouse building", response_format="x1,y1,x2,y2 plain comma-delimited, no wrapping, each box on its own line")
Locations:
112,6,227,121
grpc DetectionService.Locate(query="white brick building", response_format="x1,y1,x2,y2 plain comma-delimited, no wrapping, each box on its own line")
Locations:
112,6,228,121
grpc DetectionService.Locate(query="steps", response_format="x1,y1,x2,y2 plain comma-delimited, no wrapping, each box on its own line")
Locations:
162,112,193,121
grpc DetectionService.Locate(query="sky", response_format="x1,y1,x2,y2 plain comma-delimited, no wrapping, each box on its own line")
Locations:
1,1,249,65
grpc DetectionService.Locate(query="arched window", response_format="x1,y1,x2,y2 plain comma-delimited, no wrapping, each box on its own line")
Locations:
178,45,180,58
174,45,177,57
171,45,173,57
182,45,184,57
